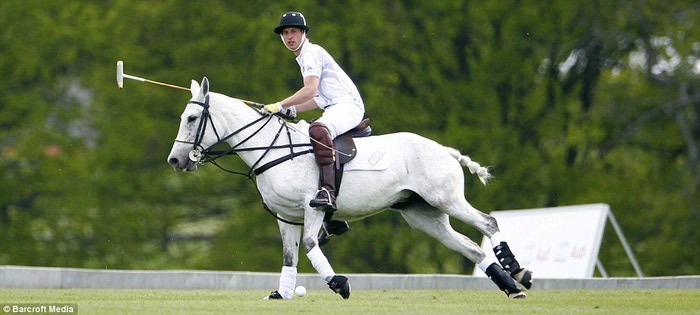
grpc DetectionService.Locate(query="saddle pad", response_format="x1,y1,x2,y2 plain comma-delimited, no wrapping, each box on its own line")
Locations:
343,140,391,171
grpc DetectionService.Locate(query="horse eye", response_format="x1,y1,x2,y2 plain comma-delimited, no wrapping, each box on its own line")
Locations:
187,115,198,123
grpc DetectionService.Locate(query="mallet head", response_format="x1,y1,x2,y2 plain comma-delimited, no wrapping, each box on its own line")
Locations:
116,60,124,89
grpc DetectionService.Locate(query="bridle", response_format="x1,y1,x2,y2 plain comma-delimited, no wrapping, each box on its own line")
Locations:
173,95,218,163
173,95,313,178
173,96,312,225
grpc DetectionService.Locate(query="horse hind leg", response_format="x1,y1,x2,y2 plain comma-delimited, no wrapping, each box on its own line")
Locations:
434,197,533,290
474,210,533,290
468,215,533,290
396,201,525,298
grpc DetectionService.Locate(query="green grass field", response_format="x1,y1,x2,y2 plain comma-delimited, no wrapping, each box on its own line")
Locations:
1,289,698,314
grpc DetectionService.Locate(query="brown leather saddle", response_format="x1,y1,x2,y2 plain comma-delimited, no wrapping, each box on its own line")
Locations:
334,118,372,166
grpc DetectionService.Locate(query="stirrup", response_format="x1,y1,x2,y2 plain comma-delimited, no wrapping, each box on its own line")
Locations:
318,221,350,247
309,187,336,210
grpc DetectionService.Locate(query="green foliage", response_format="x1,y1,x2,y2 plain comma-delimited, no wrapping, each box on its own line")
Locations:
0,1,697,277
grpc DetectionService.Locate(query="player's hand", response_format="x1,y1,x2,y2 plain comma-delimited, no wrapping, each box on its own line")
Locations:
260,102,283,115
280,106,297,119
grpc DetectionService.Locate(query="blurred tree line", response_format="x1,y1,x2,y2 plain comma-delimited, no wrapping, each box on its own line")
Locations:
0,0,697,277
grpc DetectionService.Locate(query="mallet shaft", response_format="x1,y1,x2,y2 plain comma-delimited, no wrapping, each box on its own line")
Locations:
122,73,146,82
117,60,263,107
142,78,191,92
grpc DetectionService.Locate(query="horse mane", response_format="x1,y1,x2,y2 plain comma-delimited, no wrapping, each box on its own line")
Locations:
207,92,253,112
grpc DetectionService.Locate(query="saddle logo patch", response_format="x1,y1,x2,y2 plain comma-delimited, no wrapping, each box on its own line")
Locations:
344,144,390,171
368,148,385,166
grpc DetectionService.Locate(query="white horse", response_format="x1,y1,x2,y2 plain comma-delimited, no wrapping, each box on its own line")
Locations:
167,78,532,299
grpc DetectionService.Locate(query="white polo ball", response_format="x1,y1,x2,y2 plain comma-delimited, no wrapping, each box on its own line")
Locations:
295,285,307,297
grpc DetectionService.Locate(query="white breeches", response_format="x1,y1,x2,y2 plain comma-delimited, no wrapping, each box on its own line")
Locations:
315,102,364,139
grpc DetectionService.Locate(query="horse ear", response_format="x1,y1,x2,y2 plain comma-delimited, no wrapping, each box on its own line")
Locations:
201,77,209,95
190,80,200,98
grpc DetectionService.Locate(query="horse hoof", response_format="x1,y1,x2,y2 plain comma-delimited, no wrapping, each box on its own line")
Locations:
263,291,284,300
513,269,533,290
328,275,351,299
508,292,527,299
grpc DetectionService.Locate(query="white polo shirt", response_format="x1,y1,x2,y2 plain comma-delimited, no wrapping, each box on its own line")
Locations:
296,40,364,111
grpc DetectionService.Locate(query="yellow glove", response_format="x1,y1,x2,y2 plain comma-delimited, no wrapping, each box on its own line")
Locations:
261,102,283,115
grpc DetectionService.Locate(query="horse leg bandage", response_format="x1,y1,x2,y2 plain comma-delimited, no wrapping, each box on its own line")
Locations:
307,246,335,281
277,266,297,299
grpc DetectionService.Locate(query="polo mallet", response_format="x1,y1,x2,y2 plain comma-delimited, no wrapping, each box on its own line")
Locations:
116,60,264,108
116,60,189,92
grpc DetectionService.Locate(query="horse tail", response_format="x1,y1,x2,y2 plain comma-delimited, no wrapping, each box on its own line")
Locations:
444,146,493,185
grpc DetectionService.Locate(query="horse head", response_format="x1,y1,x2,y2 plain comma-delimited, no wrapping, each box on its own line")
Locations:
167,77,217,172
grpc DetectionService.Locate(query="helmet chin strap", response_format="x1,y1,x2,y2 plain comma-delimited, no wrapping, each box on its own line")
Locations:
281,32,307,52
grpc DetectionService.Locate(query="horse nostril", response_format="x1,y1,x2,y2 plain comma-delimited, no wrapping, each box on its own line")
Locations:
168,157,179,166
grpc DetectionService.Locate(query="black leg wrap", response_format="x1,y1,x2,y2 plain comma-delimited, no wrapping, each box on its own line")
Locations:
484,263,525,299
493,242,522,274
494,242,532,290
328,275,351,299
514,268,533,290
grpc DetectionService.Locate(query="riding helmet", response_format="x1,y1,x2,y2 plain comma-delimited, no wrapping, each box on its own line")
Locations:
274,11,309,34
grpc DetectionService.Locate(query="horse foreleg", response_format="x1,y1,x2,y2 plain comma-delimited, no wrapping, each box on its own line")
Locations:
265,220,302,300
302,208,351,299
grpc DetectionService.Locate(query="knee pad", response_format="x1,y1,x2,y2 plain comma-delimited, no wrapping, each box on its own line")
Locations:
309,122,330,141
309,122,334,165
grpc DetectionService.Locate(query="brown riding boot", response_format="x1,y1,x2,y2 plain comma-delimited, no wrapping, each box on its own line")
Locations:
309,122,336,210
